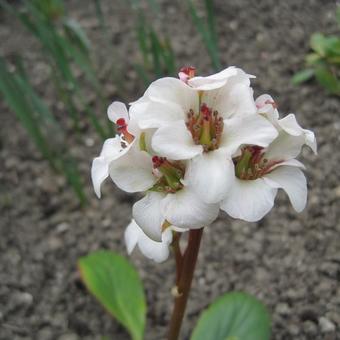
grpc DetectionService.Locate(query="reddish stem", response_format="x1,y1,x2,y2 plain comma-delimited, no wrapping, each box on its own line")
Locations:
167,228,204,340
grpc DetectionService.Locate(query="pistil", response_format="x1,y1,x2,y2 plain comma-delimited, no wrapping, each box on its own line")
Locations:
186,103,224,152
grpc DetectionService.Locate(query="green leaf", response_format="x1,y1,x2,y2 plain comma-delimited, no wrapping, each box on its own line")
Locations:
78,251,146,340
310,33,327,56
314,66,340,94
292,69,314,84
191,292,271,340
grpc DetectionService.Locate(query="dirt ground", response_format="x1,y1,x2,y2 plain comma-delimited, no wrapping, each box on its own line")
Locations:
1,0,340,339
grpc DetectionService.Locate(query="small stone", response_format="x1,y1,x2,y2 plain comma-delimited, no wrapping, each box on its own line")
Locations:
288,323,300,336
85,137,95,147
335,185,340,198
13,292,33,306
303,320,317,336
47,235,63,250
319,317,336,333
56,222,69,234
276,302,291,316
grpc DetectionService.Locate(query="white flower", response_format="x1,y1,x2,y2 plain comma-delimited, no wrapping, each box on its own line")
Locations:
130,68,278,203
220,95,317,222
91,101,148,197
124,219,173,263
256,94,317,155
114,152,219,240
220,155,307,222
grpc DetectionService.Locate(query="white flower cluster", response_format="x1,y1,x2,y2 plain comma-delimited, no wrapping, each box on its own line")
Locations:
91,66,316,262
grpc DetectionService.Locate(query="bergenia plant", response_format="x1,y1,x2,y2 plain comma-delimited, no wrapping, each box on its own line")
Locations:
79,66,316,340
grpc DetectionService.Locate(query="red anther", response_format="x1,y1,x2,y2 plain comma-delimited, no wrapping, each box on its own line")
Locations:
179,66,196,78
265,99,278,109
116,118,126,127
152,156,164,168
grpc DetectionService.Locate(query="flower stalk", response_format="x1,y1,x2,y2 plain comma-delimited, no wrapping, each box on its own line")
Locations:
168,228,204,340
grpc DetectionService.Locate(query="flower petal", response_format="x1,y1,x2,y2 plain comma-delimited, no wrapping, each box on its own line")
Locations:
91,157,109,199
188,66,239,90
265,131,304,161
221,114,278,155
186,150,234,203
124,219,172,263
109,146,156,193
220,178,277,222
264,166,307,212
278,114,317,154
188,67,253,91
91,137,126,198
107,101,129,123
131,100,185,129
203,83,256,119
132,192,166,241
161,187,219,228
255,94,279,122
147,77,198,111
152,120,203,160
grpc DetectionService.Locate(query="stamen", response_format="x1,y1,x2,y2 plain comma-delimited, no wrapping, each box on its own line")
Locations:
116,118,134,144
234,146,282,180
179,66,196,78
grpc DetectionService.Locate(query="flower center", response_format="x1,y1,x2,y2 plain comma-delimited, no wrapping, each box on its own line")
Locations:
150,156,185,193
186,103,224,152
234,146,281,180
116,118,134,144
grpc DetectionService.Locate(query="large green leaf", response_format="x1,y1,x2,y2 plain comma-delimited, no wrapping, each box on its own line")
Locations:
191,292,271,340
78,251,146,340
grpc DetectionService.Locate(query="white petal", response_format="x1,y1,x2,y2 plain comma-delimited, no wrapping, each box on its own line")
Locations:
152,120,203,160
278,114,317,154
265,131,304,161
91,157,109,199
91,137,125,198
221,114,278,155
220,178,277,222
124,220,172,263
203,83,256,119
147,77,198,112
100,137,125,159
188,67,252,91
161,187,219,228
107,101,129,123
132,192,166,241
132,101,185,129
124,220,140,254
109,146,156,193
304,129,317,154
278,113,304,136
255,94,279,122
271,158,306,171
264,166,307,212
186,150,234,203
